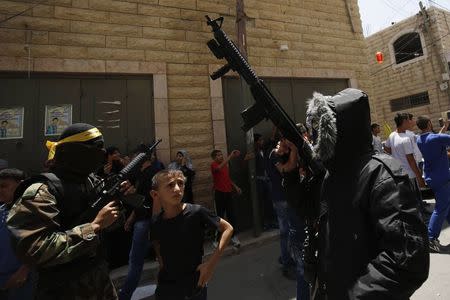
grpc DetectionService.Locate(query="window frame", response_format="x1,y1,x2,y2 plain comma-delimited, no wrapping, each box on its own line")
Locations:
389,29,427,68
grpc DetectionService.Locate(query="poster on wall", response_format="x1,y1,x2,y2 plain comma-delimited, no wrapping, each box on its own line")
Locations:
0,107,24,140
44,105,72,136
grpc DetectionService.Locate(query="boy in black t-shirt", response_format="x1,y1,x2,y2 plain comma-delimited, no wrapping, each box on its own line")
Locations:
150,169,233,300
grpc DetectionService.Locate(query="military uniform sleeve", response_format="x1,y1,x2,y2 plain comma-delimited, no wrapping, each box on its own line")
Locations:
6,183,99,268
349,168,429,299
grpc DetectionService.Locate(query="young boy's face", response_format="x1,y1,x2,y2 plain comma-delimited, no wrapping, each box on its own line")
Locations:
214,151,224,163
0,178,21,204
152,173,185,207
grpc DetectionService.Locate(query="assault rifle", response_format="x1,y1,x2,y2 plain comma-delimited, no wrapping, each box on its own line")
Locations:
72,139,162,227
205,16,324,177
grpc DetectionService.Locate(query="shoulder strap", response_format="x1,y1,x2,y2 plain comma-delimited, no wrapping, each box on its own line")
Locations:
39,173,64,201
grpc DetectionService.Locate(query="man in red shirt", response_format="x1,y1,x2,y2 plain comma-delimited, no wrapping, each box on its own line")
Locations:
210,149,241,248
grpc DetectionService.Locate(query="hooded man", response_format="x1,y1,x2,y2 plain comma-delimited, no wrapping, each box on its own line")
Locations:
284,89,429,299
7,123,132,300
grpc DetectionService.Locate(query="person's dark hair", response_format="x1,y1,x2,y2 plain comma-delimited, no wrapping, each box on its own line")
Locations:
151,169,185,190
210,149,221,159
0,168,26,182
408,113,414,120
371,123,380,131
416,116,430,130
253,133,262,143
52,117,59,121
1,120,7,125
394,113,410,127
106,146,120,156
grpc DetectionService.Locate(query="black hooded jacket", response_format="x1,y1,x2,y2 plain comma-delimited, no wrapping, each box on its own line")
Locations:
307,89,429,299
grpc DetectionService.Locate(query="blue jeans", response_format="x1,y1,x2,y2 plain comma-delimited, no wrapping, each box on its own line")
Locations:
287,210,310,300
119,219,150,300
428,181,450,239
273,200,294,267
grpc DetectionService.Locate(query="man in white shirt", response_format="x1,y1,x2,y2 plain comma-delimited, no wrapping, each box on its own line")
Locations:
385,113,426,209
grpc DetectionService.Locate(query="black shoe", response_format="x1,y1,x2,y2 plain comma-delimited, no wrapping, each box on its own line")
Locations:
429,238,442,253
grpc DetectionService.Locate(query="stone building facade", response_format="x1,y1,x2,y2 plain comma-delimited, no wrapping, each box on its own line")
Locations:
367,6,450,134
0,0,370,207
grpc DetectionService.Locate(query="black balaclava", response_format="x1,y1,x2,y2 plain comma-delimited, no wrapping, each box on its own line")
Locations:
51,123,105,180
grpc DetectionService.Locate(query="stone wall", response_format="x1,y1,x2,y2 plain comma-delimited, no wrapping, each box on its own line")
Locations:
0,0,370,206
366,7,450,135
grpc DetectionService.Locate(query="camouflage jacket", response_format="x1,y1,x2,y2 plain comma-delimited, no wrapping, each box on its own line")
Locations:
7,183,117,300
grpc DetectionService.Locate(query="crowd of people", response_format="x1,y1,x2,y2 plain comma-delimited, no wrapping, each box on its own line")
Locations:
0,88,449,300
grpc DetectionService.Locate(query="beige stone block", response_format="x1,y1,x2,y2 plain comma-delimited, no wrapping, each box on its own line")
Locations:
196,0,231,15
170,122,212,136
54,7,109,22
87,47,145,61
188,53,221,65
209,77,223,98
49,32,105,47
168,86,209,99
171,133,213,148
29,31,48,44
0,28,25,43
72,0,89,8
159,0,196,9
154,98,169,124
110,12,159,27
169,98,210,111
185,31,213,42
71,21,142,37
5,16,71,32
127,37,165,50
155,123,170,149
105,60,164,74
165,40,208,53
145,50,188,63
213,120,227,145
160,17,202,31
33,58,106,73
60,46,89,59
0,1,30,14
138,4,180,18
106,36,127,48
167,75,209,87
142,27,185,40
32,5,54,17
211,97,224,121
169,110,211,124
167,63,208,75
0,56,29,71
139,61,166,74
89,0,137,13
153,74,168,98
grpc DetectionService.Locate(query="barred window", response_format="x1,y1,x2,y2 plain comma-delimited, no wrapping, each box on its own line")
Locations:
393,32,424,64
390,92,430,112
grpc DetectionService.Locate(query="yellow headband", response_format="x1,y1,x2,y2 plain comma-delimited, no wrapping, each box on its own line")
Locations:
46,127,102,160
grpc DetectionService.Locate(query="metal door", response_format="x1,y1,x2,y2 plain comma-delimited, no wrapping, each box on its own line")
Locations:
222,77,348,231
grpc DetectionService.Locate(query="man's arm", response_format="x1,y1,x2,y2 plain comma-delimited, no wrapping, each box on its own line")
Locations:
213,150,240,171
197,218,233,287
405,154,425,187
7,184,118,267
349,169,429,299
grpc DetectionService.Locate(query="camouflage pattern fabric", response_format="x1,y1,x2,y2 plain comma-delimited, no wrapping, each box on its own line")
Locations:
7,183,118,300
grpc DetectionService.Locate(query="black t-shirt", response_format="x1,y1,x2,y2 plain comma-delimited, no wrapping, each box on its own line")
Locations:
150,204,220,282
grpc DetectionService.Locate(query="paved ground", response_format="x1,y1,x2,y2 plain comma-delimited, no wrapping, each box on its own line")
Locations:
127,203,450,300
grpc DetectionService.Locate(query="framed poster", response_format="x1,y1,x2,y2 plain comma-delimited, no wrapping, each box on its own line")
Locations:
0,107,24,140
44,104,72,136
